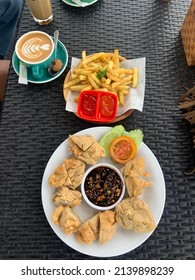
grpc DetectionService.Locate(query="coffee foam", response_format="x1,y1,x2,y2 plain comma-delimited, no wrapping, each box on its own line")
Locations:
22,38,50,60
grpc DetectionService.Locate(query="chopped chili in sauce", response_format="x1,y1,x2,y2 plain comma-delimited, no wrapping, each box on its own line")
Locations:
84,166,123,207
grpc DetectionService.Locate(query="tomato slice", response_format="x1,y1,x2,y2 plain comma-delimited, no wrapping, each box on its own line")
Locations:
109,136,137,164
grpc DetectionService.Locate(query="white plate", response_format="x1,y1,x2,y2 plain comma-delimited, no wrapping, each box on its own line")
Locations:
41,127,166,257
62,0,98,8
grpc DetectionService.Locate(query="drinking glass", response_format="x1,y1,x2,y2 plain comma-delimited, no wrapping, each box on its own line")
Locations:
26,0,53,25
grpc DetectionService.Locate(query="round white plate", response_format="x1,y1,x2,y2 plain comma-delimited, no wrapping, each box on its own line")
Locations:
62,0,98,8
41,127,166,257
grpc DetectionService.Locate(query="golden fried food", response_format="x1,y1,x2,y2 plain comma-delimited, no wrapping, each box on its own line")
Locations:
76,214,99,245
48,158,85,189
52,205,64,225
64,158,85,189
115,197,156,232
68,135,95,157
48,164,70,188
52,186,82,208
121,157,152,197
59,206,81,234
122,157,151,177
64,50,138,106
99,210,116,244
49,134,156,245
68,134,106,165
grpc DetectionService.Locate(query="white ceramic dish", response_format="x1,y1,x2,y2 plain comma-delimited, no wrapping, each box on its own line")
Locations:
41,127,166,257
81,162,125,211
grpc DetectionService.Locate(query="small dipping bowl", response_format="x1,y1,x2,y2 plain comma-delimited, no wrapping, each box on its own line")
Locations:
77,90,118,122
81,163,125,211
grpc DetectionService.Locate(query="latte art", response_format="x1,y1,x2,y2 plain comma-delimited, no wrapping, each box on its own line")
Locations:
16,32,53,63
22,38,51,60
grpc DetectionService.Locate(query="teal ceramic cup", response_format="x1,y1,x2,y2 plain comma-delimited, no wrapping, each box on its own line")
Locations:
15,31,54,79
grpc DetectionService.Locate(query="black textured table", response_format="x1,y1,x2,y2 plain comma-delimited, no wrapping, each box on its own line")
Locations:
0,0,195,260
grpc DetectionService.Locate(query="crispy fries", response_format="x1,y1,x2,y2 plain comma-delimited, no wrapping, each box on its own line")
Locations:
132,67,138,88
64,50,138,106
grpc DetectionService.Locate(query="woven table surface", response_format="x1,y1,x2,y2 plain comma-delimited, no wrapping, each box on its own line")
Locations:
0,0,195,259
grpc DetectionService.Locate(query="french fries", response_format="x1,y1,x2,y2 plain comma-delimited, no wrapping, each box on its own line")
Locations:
64,50,138,106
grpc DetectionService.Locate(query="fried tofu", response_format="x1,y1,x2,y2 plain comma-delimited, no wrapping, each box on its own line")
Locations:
99,210,116,244
56,206,81,234
115,197,156,232
121,157,152,197
76,214,99,244
48,158,85,189
52,205,64,225
52,186,82,208
64,158,85,189
48,164,70,188
68,135,95,156
68,134,106,165
123,157,151,177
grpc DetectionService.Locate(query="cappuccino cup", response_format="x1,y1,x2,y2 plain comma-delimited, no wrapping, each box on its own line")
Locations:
15,31,54,79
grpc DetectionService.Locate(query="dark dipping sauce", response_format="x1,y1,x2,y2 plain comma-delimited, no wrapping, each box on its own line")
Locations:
84,166,123,207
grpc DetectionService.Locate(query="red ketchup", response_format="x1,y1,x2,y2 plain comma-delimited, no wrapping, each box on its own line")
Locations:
100,95,115,117
81,94,97,118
